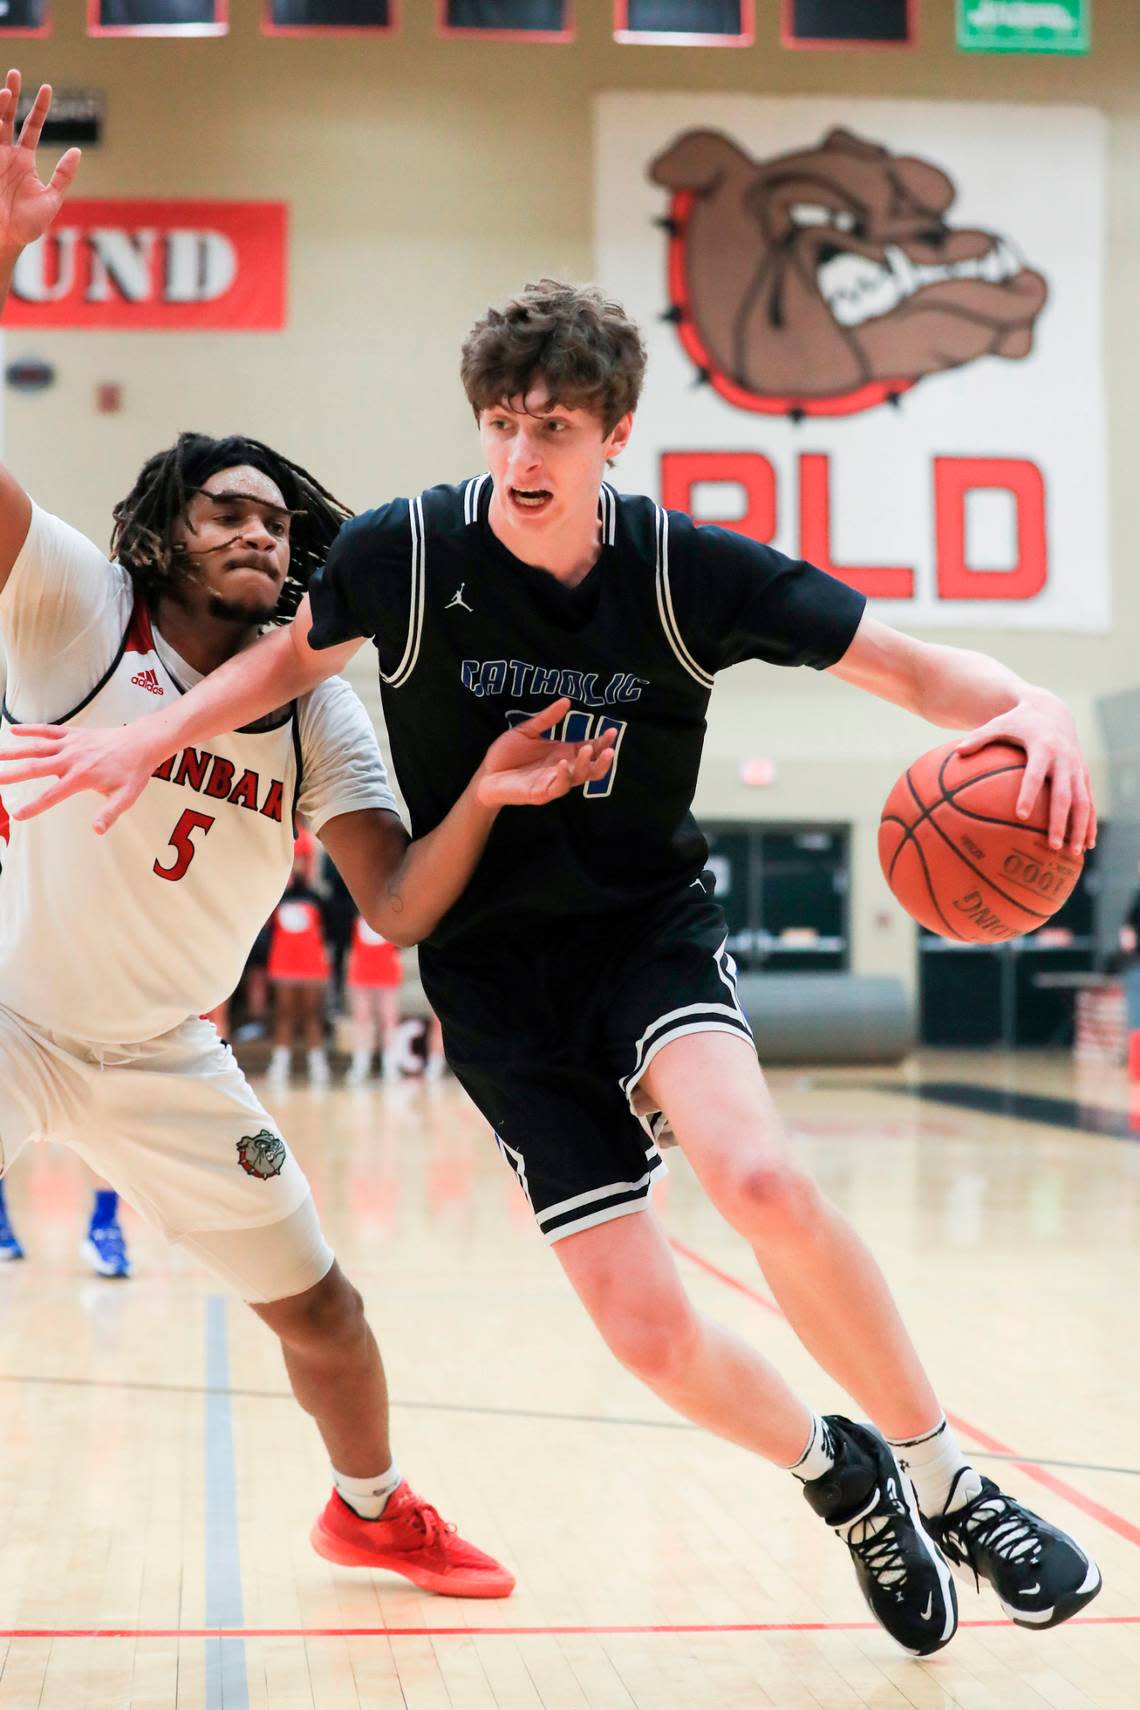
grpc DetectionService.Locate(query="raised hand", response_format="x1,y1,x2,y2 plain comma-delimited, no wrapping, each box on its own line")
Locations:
0,719,164,833
0,70,81,255
475,698,616,807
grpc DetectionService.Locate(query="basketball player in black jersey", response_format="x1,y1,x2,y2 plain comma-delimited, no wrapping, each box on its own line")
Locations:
10,281,1102,1656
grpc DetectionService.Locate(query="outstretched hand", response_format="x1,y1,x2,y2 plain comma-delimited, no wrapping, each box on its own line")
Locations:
476,698,615,807
0,699,618,832
0,71,81,254
0,718,163,833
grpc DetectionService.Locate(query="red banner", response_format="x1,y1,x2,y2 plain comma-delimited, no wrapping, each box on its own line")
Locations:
4,200,287,331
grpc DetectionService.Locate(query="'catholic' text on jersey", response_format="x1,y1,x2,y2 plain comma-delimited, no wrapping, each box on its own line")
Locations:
307,476,865,948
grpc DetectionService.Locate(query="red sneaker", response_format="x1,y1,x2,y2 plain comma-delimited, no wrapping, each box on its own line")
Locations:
310,1483,516,1598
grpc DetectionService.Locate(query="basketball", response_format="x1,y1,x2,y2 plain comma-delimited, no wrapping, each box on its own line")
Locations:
879,739,1084,943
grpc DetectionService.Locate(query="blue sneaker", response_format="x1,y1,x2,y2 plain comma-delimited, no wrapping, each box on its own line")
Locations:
0,1200,25,1261
82,1219,131,1278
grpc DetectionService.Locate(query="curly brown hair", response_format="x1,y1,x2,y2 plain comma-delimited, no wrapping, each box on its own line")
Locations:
460,280,647,434
111,432,353,624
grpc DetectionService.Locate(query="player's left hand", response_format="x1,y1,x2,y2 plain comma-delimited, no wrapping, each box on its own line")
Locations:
956,691,1095,852
476,698,615,807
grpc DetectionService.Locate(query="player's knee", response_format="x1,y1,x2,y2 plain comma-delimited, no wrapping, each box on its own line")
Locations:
717,1158,821,1244
601,1296,700,1389
264,1267,368,1357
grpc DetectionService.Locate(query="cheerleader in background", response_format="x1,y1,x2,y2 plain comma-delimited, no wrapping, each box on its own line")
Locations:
265,829,333,1090
344,913,403,1085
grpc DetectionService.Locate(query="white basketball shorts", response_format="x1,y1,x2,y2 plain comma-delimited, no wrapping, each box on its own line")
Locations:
0,1002,333,1302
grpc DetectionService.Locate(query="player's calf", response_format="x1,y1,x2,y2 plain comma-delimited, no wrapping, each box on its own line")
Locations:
256,1266,516,1599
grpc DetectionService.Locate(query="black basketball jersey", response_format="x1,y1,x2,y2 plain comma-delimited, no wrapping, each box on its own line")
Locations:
307,478,864,949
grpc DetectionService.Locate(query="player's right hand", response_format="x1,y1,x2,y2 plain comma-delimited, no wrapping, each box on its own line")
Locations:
0,71,81,255
475,698,616,808
0,721,160,834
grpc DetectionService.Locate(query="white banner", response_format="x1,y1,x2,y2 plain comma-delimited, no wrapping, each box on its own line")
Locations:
595,95,1107,630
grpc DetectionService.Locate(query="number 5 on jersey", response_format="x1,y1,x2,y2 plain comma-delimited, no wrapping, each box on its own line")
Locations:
154,808,216,881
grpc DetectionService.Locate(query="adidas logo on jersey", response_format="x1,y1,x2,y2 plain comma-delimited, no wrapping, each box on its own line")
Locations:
131,667,164,696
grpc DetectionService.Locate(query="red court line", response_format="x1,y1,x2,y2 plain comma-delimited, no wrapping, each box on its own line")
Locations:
943,1412,1140,1551
670,1239,783,1313
668,1238,1140,1550
0,1618,1134,1640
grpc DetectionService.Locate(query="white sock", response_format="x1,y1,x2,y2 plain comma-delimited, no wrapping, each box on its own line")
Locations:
267,1045,290,1074
333,1461,402,1520
888,1416,982,1515
787,1411,837,1482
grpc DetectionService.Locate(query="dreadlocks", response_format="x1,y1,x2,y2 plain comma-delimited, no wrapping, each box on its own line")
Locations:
110,432,353,624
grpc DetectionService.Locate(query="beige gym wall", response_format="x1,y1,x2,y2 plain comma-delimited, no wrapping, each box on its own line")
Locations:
6,2,1138,991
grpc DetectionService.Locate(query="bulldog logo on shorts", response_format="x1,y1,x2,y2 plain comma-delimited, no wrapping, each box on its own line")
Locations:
649,127,1048,418
236,1129,287,1180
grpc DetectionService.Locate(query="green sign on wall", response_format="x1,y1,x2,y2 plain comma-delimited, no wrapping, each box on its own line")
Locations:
956,0,1090,54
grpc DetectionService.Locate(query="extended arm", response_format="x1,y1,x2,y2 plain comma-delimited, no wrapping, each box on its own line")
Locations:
0,73,81,593
318,700,614,946
0,597,361,831
829,614,1094,850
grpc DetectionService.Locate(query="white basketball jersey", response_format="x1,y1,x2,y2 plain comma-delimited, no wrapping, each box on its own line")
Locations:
2,599,306,1043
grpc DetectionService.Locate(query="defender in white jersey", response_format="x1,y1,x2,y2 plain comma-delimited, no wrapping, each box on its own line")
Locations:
0,74,616,1599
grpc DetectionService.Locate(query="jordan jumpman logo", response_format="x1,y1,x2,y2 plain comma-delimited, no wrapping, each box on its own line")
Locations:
446,584,474,613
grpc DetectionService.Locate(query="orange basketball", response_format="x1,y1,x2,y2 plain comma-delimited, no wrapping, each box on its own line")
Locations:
878,740,1083,943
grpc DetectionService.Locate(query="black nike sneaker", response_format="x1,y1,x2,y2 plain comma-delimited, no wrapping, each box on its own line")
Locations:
802,1417,957,1656
926,1469,1101,1629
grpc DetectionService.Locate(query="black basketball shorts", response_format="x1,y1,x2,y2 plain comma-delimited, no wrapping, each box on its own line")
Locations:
419,878,755,1244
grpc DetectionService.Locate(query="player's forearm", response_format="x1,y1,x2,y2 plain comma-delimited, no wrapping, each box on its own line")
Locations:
124,623,324,770
365,777,499,947
909,642,1057,730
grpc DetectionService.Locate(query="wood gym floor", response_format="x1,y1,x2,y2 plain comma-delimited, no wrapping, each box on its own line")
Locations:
0,1049,1136,1709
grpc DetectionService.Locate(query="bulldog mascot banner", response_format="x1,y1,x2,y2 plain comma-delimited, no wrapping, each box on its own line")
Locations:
595,97,1107,630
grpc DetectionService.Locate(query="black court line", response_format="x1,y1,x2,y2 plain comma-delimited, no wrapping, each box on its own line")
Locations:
0,1371,1136,1477
867,1080,1140,1141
